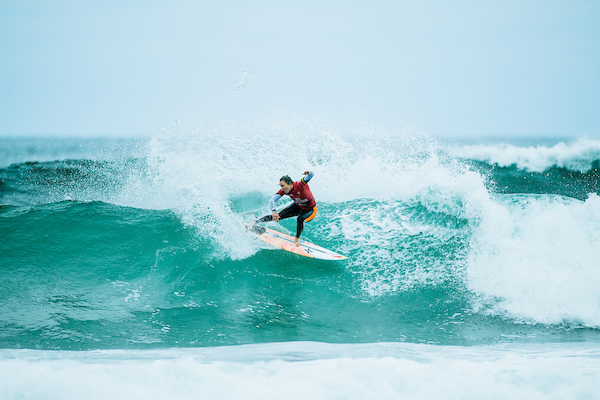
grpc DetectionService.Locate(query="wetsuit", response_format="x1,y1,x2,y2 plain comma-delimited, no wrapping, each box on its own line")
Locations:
255,171,317,239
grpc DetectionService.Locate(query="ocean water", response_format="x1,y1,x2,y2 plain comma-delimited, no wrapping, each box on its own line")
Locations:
1,131,600,399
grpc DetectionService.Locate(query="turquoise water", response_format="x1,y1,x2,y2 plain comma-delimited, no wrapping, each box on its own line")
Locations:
2,133,600,350
1,133,600,398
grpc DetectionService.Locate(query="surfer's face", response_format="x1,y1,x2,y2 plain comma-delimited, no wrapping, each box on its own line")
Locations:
279,180,293,194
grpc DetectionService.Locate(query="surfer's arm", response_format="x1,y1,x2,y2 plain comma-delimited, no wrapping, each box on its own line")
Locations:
301,170,314,183
269,193,282,212
269,194,282,222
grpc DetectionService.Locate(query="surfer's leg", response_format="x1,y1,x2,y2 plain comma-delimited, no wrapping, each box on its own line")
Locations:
255,214,272,224
255,203,300,224
252,204,300,233
277,203,301,220
295,205,317,239
250,214,274,234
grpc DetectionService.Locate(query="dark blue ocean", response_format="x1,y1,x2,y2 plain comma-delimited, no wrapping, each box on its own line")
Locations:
1,133,600,399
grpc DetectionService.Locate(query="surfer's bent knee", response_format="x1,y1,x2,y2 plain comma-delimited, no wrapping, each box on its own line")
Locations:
296,206,317,238
305,205,317,223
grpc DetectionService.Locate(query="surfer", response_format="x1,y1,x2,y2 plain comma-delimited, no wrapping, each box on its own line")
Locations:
252,170,317,246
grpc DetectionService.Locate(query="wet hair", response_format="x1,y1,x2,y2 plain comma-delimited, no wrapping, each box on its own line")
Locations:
280,175,293,185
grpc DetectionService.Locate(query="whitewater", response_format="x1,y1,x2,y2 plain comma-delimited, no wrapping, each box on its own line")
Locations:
1,130,600,399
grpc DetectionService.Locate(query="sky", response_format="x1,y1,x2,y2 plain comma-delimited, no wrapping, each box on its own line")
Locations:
1,0,599,138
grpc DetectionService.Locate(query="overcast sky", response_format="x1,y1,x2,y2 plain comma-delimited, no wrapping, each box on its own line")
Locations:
1,0,599,138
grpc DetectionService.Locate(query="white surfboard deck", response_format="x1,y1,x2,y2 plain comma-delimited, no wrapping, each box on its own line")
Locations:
248,226,347,261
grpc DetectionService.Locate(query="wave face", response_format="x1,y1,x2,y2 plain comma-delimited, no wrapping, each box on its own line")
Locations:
2,133,600,350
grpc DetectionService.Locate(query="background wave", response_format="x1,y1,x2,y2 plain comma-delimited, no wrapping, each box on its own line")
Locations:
447,137,600,172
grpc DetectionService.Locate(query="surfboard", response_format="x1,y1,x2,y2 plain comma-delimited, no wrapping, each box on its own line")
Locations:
247,226,347,261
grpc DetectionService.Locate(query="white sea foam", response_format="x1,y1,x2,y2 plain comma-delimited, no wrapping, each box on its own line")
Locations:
324,147,490,297
467,193,600,327
1,342,599,400
447,137,600,172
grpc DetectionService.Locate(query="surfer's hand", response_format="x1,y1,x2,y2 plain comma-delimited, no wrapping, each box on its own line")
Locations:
272,211,280,222
303,171,310,175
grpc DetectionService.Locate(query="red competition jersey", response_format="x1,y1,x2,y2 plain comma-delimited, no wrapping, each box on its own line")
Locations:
278,180,316,210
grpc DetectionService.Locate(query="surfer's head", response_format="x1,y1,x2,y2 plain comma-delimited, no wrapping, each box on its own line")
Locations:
279,175,294,194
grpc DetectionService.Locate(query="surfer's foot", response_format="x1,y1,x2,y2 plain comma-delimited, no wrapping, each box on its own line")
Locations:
295,237,301,246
